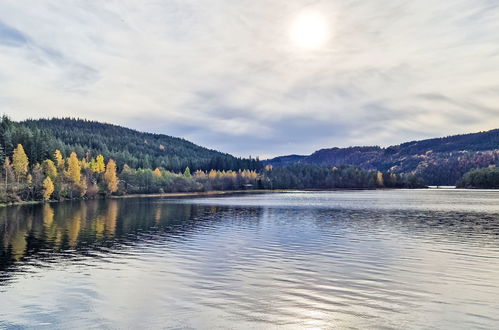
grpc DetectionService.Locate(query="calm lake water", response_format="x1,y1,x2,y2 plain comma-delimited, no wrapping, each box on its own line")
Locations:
1,190,499,329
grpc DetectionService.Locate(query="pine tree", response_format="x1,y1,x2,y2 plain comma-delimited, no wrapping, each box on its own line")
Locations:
104,159,118,194
184,167,191,178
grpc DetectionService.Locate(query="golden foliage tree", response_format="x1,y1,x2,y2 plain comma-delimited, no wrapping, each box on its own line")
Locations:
43,176,55,200
104,159,118,194
12,144,29,181
208,169,218,180
95,155,106,173
67,152,81,183
43,159,58,180
376,171,384,187
54,150,65,168
81,158,89,169
89,158,97,172
153,168,162,177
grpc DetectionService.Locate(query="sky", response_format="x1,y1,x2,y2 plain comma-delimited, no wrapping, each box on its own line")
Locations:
0,0,498,158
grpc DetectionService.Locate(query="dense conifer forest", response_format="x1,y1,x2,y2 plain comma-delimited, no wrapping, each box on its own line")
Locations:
4,115,499,205
5,115,499,204
0,116,427,204
456,167,499,189
13,117,261,172
266,129,499,185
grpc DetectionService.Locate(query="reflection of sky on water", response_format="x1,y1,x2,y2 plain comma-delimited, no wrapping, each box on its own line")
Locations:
171,189,499,213
1,191,499,329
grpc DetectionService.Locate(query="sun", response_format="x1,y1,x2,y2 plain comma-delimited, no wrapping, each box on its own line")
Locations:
290,12,330,50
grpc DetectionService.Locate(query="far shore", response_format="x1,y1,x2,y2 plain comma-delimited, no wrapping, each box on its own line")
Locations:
0,187,441,208
0,189,289,208
110,189,290,199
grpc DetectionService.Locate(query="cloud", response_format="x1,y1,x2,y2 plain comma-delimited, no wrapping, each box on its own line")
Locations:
0,0,499,158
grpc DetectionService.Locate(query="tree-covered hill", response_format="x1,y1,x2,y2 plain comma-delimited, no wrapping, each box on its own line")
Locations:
0,117,261,172
0,116,425,204
265,129,499,185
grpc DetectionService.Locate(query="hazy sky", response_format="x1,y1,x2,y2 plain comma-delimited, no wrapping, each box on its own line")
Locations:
1,1,498,158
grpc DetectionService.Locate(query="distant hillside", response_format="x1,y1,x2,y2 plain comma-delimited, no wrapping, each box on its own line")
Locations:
265,129,499,185
266,154,307,167
0,117,260,172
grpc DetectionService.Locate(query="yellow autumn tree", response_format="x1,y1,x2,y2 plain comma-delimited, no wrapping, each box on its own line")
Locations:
376,171,384,187
208,169,218,180
67,152,81,183
89,158,97,172
42,159,58,180
153,168,162,177
81,158,89,169
95,155,106,173
43,176,55,200
54,150,65,169
12,144,29,182
104,159,118,194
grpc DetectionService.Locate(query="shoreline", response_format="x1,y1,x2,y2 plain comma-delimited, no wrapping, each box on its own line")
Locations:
110,189,289,199
0,187,437,208
0,190,288,208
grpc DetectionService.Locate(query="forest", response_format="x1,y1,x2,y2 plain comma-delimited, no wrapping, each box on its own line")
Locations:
3,117,261,172
0,143,425,204
7,115,492,205
6,115,499,204
456,167,499,189
266,128,499,185
262,164,425,190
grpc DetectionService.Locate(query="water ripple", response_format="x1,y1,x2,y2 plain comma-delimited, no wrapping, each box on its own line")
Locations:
1,191,499,328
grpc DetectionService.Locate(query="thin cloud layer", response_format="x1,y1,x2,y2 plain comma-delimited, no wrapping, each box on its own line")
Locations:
0,0,498,158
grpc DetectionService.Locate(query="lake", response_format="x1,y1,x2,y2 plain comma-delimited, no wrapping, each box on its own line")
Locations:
1,190,499,329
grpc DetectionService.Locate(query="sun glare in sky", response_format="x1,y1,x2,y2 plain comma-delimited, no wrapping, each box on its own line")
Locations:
289,11,330,49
